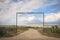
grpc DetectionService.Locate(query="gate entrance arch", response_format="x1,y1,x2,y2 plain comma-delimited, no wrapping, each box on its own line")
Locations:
16,12,44,33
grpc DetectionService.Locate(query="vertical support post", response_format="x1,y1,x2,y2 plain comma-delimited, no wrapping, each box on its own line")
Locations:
43,12,44,32
16,13,17,34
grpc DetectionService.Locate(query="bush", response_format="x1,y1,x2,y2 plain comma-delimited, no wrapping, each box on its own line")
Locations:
55,25,58,29
0,27,7,37
53,29,60,33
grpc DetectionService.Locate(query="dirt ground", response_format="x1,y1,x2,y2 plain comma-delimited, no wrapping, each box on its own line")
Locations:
0,29,60,40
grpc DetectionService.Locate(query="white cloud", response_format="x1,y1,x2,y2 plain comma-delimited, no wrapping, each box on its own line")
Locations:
18,17,27,22
39,12,60,23
17,0,46,12
18,16,35,22
17,16,36,25
0,0,47,25
0,0,59,25
45,12,60,22
27,16,35,22
17,15,43,26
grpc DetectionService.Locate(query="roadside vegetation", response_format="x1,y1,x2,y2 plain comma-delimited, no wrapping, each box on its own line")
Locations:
38,25,60,38
0,25,60,38
0,25,29,38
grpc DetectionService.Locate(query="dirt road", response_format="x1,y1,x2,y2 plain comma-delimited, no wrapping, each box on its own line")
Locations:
0,29,60,40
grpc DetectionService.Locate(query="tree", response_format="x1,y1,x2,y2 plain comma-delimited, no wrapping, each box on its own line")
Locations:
55,25,58,29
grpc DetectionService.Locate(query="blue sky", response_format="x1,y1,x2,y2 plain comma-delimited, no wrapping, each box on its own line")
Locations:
32,1,60,13
0,0,60,25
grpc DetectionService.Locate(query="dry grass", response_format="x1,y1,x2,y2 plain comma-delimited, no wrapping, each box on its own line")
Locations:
0,26,29,38
38,26,60,38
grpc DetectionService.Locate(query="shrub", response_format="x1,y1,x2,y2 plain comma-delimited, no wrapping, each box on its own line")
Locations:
55,25,58,29
0,27,7,37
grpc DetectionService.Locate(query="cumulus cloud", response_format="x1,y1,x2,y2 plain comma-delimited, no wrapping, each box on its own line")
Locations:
0,0,60,25
17,13,45,26
45,12,60,22
38,12,60,23
0,0,47,25
27,16,35,22
17,16,36,23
